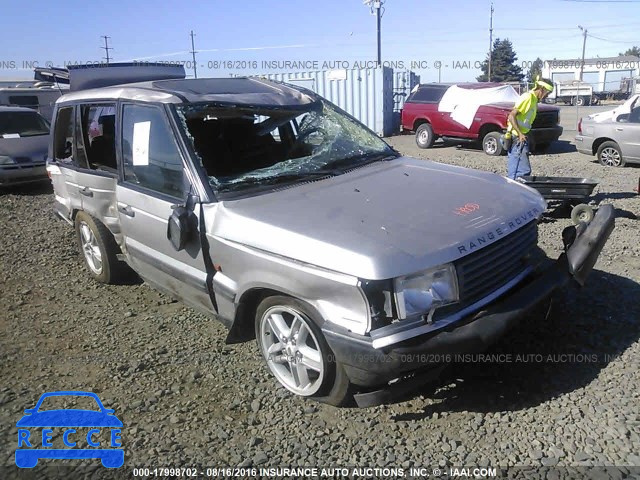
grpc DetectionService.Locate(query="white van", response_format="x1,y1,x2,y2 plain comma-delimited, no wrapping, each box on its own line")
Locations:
0,84,66,121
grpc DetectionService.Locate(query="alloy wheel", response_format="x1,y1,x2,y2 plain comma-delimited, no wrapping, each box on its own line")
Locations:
601,147,621,167
79,222,103,275
259,306,325,396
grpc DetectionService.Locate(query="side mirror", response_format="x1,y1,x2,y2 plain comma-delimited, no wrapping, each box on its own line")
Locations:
617,114,629,123
167,205,197,251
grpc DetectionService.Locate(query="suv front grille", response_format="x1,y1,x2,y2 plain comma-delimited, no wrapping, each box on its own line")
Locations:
532,111,558,128
455,221,538,304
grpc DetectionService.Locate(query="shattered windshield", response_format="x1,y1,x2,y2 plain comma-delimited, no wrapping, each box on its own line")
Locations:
176,99,396,196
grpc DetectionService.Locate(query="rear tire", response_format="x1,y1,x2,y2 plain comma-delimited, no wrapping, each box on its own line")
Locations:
571,96,586,106
415,123,435,149
255,295,351,406
597,141,625,167
482,131,504,156
75,211,126,284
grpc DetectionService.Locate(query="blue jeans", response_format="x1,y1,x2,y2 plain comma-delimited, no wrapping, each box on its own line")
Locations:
507,139,531,179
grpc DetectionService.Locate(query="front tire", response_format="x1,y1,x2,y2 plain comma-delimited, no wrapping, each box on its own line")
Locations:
75,211,126,284
482,131,504,156
415,123,435,149
255,295,351,406
597,141,625,167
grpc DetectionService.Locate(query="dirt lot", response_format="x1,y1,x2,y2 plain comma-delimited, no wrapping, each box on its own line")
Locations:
1,110,639,478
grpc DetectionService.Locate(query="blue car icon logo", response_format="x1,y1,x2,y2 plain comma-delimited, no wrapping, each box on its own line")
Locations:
16,391,123,468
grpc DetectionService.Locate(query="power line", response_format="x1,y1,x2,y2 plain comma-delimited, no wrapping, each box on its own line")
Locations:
588,33,640,44
561,0,640,3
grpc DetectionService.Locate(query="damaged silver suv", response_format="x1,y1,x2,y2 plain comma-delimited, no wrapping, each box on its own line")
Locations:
48,75,615,406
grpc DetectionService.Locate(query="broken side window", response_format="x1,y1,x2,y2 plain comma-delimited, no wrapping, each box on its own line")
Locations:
80,103,116,171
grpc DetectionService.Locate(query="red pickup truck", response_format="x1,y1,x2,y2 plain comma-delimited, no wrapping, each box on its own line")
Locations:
401,83,563,155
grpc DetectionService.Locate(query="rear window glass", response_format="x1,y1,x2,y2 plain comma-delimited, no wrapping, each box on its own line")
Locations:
408,87,448,103
0,111,50,137
8,95,39,108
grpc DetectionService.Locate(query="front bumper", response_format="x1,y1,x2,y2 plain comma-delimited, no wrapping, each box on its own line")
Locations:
0,164,47,186
323,204,615,389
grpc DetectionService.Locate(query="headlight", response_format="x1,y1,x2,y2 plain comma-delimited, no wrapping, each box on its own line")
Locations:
0,155,16,165
394,264,459,319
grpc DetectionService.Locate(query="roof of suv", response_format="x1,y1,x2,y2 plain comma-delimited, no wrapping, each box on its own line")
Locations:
57,77,317,107
416,82,507,90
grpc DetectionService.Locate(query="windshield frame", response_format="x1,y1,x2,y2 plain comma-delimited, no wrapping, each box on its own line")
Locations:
174,98,399,201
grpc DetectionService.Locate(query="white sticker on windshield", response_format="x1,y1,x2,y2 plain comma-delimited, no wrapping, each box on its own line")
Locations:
3,133,20,138
132,121,150,166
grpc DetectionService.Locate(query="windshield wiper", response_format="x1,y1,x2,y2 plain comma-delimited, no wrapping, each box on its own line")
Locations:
222,170,335,189
323,151,398,171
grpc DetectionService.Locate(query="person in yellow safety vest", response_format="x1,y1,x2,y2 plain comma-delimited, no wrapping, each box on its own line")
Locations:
505,77,554,179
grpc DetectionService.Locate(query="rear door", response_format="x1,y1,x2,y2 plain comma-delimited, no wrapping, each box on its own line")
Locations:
49,105,84,219
74,103,119,230
115,102,214,314
617,102,640,161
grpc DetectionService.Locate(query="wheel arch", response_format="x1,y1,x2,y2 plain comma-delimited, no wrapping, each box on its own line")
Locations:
479,123,503,140
413,117,430,131
73,209,121,249
592,137,617,155
225,287,285,344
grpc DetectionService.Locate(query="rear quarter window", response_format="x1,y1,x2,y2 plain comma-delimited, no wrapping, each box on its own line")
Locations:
8,95,39,109
407,87,448,104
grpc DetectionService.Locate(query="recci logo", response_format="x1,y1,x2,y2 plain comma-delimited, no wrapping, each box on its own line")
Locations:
15,391,124,468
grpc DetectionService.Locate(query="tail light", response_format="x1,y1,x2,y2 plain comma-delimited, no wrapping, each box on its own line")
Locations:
578,118,582,134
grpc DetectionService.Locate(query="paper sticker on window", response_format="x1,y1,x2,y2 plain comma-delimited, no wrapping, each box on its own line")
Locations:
132,121,150,166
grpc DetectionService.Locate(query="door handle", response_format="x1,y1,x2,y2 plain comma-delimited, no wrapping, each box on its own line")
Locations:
616,127,623,131
79,187,94,197
118,205,135,217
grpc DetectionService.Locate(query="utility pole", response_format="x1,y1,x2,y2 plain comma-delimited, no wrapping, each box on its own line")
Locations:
488,2,494,82
575,25,588,129
364,0,384,67
578,25,587,81
376,0,382,67
190,30,198,79
101,36,112,64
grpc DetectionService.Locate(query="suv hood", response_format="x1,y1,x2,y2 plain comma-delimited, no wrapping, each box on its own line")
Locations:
0,134,48,163
213,158,546,280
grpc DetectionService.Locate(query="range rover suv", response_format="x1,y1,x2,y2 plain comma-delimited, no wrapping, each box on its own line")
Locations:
47,70,614,406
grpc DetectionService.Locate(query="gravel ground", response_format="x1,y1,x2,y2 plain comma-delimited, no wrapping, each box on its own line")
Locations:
1,120,639,478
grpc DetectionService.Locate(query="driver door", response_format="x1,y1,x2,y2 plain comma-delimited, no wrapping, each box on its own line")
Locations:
115,102,214,314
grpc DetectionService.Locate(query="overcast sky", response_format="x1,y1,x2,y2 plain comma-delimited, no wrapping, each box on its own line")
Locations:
2,0,640,81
